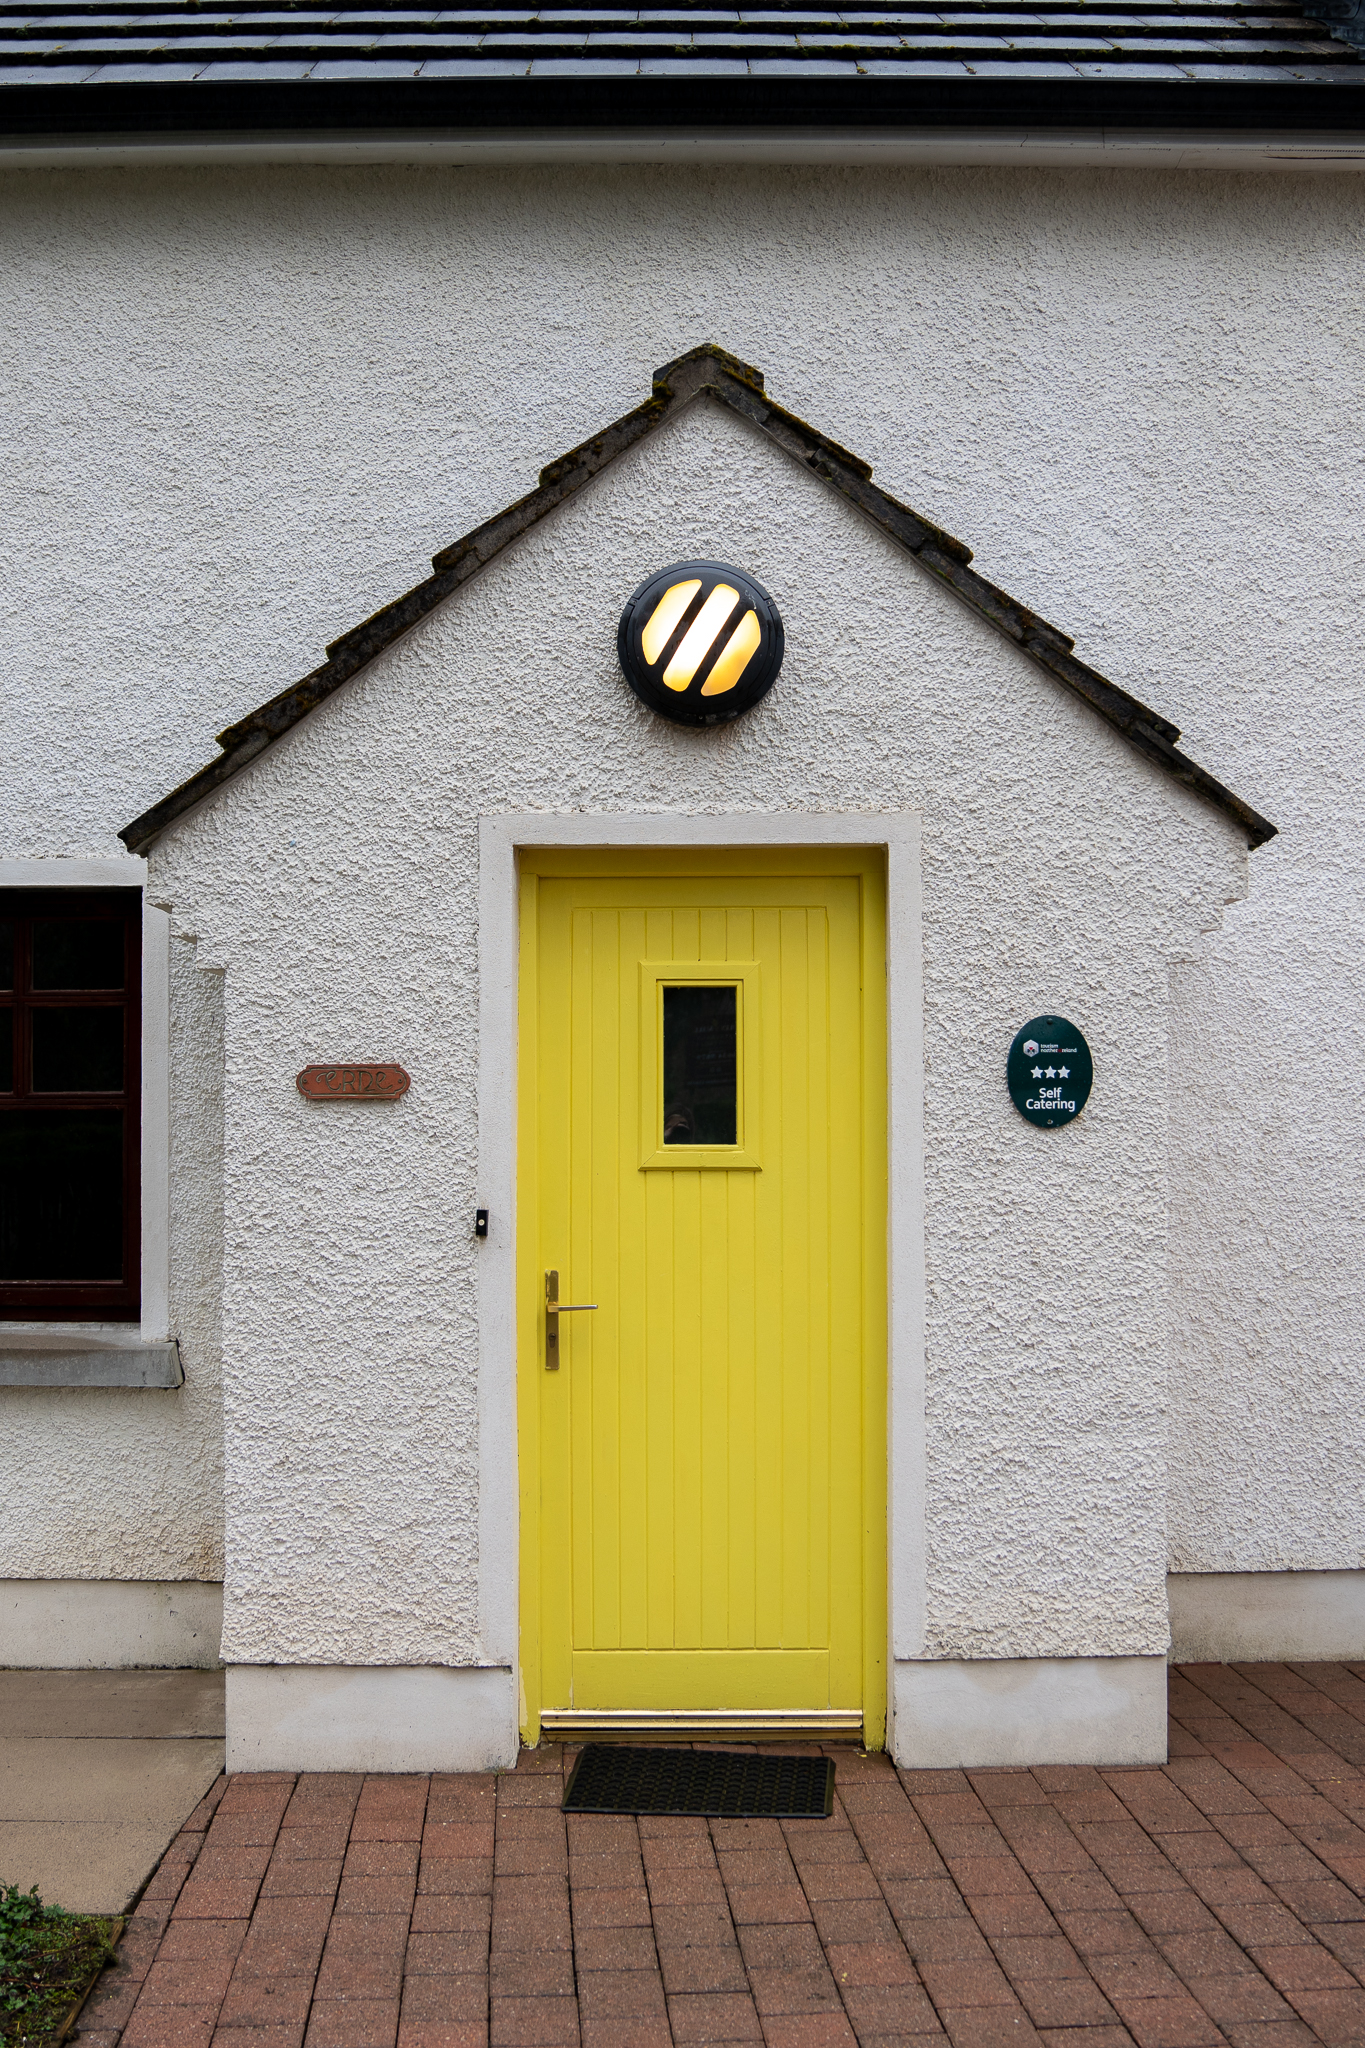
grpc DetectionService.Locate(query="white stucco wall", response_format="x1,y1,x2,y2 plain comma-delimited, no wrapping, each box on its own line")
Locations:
147,397,1243,1667
2,160,1361,1599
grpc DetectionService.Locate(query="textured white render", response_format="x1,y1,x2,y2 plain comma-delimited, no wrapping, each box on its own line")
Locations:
1,163,1361,1612
147,398,1242,1666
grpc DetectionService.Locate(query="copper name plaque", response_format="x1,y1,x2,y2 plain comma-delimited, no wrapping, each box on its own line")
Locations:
297,1063,411,1101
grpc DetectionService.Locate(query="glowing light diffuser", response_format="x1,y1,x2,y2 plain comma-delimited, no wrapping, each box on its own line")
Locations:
700,609,762,696
641,579,702,665
661,585,740,692
617,560,784,727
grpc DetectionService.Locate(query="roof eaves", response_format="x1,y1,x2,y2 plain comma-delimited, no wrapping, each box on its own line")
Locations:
4,69,1365,142
119,341,1277,855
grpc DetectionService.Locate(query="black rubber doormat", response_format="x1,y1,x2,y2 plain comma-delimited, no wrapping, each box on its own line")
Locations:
562,1743,835,1817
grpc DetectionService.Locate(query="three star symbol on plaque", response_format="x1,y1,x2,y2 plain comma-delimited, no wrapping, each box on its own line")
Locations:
1009,1016,1092,1128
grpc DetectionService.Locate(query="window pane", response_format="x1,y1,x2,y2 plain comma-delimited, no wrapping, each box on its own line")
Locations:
0,925,12,991
32,1008,124,1092
663,984,738,1146
32,919,126,990
0,1110,124,1280
0,1010,10,1092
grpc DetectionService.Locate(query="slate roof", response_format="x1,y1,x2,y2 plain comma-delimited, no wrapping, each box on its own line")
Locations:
1,0,1361,135
120,344,1277,858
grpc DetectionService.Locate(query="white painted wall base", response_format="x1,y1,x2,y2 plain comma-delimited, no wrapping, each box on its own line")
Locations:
0,1579,223,1667
892,1657,1168,1768
225,1665,519,1773
1168,1571,1365,1664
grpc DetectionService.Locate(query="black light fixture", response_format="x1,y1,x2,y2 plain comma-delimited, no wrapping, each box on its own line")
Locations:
617,560,784,727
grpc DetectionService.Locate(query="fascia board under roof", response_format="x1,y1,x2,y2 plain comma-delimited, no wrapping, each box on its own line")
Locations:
2,72,1365,139
5,123,1365,162
118,343,1278,858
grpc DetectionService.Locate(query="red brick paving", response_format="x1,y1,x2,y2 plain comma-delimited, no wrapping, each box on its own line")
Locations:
75,1664,1365,2048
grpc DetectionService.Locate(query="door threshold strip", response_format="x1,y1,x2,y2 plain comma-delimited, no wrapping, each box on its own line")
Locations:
539,1708,864,1743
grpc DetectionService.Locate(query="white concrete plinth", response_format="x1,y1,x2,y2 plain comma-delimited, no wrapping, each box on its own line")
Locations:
1168,1571,1365,1663
892,1656,1168,1768
0,1580,223,1668
225,1665,518,1773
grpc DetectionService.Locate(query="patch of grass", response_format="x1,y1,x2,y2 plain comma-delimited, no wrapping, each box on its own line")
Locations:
0,1886,119,2047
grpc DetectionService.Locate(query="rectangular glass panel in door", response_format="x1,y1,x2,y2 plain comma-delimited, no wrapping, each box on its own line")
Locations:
663,985,737,1146
519,850,887,1740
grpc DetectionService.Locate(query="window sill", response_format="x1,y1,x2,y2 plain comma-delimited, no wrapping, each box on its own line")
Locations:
0,1331,183,1388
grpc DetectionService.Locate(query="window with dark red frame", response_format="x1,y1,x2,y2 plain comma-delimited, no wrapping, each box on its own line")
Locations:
0,891,141,1321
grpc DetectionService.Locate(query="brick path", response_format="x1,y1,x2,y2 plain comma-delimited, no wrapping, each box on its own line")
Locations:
77,1663,1365,2048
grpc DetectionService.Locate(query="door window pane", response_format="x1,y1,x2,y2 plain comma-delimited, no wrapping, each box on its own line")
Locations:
663,984,738,1145
0,1110,124,1280
0,925,12,990
32,919,126,990
31,1008,124,1092
0,1011,10,1092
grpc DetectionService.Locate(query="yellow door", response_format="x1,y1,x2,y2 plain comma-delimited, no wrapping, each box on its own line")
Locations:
518,849,887,1747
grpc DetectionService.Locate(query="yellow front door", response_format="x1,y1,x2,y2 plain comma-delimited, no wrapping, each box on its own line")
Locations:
518,848,887,1747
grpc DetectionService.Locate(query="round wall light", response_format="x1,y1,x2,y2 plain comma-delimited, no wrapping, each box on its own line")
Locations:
617,560,784,726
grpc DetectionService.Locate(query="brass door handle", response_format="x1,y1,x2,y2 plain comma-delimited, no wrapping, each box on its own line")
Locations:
545,1269,597,1370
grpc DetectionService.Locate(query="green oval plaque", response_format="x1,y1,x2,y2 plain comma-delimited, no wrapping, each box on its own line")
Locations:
1007,1015,1093,1129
